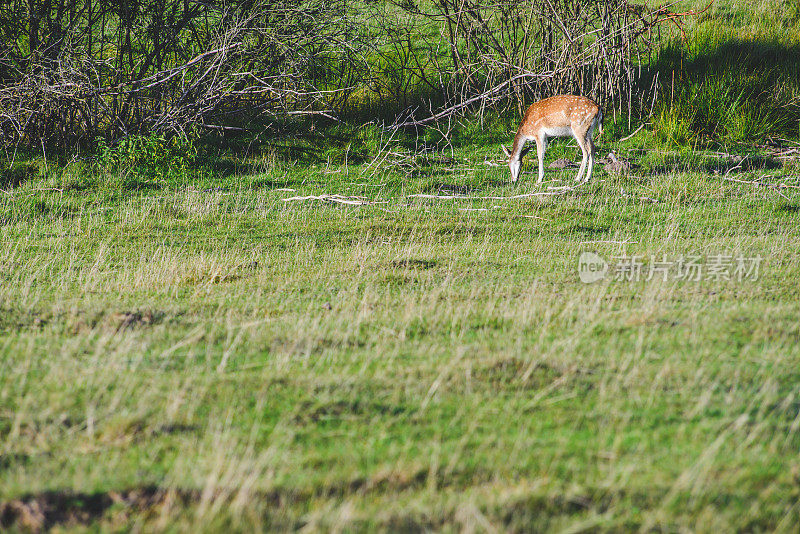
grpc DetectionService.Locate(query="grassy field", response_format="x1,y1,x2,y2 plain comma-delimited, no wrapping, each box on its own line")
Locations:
2,122,800,531
2,0,800,532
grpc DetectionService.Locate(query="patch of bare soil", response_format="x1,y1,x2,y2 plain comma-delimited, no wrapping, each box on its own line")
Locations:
389,259,438,270
0,487,194,531
107,310,163,330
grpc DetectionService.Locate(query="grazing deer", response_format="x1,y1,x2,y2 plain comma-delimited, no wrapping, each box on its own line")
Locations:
502,95,603,184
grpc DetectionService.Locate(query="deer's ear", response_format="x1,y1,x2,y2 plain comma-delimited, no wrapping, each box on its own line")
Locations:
501,145,511,158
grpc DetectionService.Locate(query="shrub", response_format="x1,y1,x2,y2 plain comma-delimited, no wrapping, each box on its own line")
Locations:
96,134,197,181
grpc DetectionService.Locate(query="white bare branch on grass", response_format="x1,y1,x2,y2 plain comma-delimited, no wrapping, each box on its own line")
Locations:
281,194,390,206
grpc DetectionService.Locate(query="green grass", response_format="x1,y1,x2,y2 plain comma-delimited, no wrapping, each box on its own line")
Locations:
1,119,800,531
651,0,800,146
2,1,800,530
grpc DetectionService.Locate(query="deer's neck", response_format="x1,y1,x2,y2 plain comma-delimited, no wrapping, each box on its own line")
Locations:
510,130,528,161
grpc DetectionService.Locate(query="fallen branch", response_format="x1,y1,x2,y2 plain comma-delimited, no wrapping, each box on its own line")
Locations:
202,124,247,132
719,175,800,190
408,188,574,201
775,149,799,159
580,239,638,244
281,194,389,206
279,186,580,208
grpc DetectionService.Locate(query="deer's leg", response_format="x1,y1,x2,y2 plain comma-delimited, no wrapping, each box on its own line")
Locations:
585,135,595,183
574,133,589,182
536,136,545,184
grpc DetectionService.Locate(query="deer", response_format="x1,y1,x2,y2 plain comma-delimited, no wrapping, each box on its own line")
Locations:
502,95,603,184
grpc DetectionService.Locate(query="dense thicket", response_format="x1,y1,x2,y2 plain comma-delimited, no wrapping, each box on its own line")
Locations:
0,0,367,147
385,0,664,127
0,0,669,149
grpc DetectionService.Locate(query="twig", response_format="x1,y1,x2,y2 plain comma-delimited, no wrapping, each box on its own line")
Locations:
724,155,748,176
618,123,647,143
103,44,241,95
619,187,659,203
391,72,553,128
285,110,338,121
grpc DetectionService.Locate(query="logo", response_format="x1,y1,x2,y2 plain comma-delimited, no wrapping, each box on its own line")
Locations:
578,251,608,283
